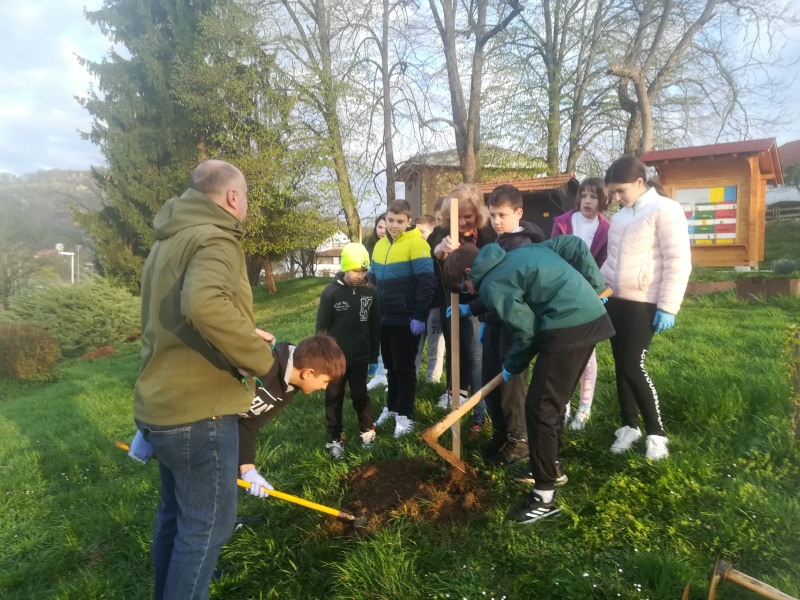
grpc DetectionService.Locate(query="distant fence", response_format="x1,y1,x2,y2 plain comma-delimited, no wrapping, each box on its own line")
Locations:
767,205,800,221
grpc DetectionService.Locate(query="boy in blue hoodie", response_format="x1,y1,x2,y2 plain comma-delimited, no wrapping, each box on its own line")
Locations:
443,237,614,524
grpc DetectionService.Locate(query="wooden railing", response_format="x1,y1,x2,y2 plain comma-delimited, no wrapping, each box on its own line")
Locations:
767,205,800,221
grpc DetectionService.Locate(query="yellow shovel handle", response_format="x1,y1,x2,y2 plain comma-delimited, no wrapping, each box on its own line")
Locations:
116,440,354,521
235,480,353,521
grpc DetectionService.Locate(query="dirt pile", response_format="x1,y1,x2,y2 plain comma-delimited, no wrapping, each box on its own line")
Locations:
327,457,489,535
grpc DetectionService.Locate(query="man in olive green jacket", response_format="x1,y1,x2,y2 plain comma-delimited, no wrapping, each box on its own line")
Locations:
129,160,274,600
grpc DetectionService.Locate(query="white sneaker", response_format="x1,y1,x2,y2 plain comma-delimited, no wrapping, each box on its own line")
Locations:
610,426,642,454
394,415,414,438
569,409,590,431
645,435,669,460
366,375,387,391
325,438,344,460
436,390,467,409
360,428,376,448
374,406,396,427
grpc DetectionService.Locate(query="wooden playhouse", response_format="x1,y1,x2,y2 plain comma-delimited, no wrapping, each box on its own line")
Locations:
640,139,784,268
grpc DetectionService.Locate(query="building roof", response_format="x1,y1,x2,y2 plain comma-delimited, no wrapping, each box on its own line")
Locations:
641,138,783,184
778,140,800,168
475,173,578,194
395,146,547,180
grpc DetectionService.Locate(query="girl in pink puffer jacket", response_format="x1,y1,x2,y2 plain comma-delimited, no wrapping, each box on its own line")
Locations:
550,178,611,431
600,156,692,460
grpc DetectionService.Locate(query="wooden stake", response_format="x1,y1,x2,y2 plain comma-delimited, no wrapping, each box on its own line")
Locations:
449,198,461,459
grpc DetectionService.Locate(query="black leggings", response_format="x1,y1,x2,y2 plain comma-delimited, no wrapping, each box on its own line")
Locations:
325,362,372,440
605,298,665,436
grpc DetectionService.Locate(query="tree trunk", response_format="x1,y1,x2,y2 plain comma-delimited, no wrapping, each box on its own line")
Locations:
263,260,277,292
624,108,642,156
245,256,263,287
381,0,396,204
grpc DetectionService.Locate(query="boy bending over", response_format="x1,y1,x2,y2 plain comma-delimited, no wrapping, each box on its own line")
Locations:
239,335,346,495
442,237,614,524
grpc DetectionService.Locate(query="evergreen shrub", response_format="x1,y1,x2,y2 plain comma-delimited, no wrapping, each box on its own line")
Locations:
0,322,60,381
11,277,140,358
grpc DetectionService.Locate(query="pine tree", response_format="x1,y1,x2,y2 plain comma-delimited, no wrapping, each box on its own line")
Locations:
75,0,213,292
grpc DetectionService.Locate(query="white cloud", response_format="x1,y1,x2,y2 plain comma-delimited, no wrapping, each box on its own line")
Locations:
0,0,106,175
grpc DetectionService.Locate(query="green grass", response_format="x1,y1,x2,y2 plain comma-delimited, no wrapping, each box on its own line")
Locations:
2,279,800,600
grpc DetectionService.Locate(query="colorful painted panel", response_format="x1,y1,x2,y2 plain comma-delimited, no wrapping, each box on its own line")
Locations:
675,186,738,245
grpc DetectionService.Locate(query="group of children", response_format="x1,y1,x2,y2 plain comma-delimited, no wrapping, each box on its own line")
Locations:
310,154,691,524
131,154,691,526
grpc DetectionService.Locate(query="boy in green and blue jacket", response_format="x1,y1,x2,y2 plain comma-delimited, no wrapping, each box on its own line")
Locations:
371,200,436,437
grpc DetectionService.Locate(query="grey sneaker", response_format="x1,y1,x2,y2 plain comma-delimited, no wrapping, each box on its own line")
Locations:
325,438,344,460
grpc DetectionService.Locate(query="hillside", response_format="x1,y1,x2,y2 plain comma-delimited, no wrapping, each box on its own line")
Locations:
0,169,102,253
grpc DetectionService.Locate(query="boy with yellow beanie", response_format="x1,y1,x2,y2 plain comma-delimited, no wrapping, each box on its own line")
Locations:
315,242,381,459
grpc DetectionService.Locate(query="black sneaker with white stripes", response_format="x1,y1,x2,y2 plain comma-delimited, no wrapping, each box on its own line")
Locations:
507,490,561,524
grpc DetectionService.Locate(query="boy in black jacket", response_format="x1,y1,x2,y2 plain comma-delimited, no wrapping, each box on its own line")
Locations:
451,185,545,465
239,335,346,497
316,243,381,458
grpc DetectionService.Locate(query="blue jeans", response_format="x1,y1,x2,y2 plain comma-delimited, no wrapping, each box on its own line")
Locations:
461,315,486,422
137,415,239,600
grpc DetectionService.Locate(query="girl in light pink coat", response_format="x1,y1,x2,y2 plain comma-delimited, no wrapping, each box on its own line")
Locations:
600,156,691,460
550,178,611,430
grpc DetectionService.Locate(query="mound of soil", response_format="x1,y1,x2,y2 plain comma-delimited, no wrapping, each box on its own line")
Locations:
324,457,488,536
81,347,117,360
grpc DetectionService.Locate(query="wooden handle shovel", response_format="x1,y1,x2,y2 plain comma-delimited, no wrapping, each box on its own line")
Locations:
421,373,504,474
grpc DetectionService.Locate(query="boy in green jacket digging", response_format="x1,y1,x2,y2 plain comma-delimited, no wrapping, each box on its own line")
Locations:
316,243,381,459
443,236,615,524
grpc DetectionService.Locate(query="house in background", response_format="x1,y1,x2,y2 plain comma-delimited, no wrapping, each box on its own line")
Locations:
475,174,580,237
767,140,800,208
286,230,350,277
395,146,548,216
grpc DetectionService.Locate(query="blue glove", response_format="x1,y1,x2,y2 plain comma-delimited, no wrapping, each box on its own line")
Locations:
601,297,608,304
479,322,485,346
445,304,472,318
241,468,273,498
367,363,378,377
652,309,675,334
128,430,154,464
410,319,426,336
502,366,515,382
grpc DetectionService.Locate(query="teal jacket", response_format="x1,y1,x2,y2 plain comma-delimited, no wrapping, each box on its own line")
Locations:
470,235,608,374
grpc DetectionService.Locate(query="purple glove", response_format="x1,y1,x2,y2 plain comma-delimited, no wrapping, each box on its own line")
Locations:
128,430,154,464
410,319,426,335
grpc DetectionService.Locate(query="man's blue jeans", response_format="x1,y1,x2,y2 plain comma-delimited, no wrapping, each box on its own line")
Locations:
137,415,239,600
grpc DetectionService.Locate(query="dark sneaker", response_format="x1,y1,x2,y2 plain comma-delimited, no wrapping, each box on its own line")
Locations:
481,434,507,460
507,490,561,524
486,439,529,466
513,461,568,486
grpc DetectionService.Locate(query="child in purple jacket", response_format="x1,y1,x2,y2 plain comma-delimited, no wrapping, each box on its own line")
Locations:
550,177,611,430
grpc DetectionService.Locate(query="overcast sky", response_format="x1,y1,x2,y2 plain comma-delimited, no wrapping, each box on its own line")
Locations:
0,1,798,177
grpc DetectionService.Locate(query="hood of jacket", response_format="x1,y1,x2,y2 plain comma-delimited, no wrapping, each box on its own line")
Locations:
469,243,506,291
153,188,246,241
497,220,545,250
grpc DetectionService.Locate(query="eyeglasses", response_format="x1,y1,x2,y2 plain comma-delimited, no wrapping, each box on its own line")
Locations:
461,275,467,294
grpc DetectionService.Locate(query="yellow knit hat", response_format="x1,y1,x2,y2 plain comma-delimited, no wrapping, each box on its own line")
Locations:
340,242,371,272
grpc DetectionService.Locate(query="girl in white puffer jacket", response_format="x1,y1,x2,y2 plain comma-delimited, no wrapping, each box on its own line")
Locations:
600,156,692,460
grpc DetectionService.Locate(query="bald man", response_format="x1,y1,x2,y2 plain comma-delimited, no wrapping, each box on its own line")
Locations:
132,160,274,600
